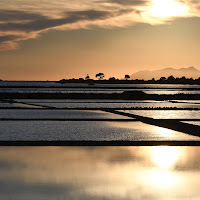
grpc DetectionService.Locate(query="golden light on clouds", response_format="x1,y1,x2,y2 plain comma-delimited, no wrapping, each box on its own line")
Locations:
149,0,189,18
0,0,197,51
1,0,200,80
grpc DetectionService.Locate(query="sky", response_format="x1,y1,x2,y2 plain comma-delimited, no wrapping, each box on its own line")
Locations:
1,0,200,80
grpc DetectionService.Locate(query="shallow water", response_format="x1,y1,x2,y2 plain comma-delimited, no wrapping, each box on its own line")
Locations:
146,90,200,94
0,146,200,200
0,109,130,119
182,121,200,126
174,100,200,103
121,110,200,119
16,99,160,103
25,102,200,109
0,121,199,141
0,103,36,108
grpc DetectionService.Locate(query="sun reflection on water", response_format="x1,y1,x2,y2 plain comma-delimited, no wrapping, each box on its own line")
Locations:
143,146,181,191
154,126,177,139
0,147,199,199
146,169,179,191
151,146,180,169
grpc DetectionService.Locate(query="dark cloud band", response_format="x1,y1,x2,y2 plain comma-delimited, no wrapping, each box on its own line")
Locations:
107,0,149,6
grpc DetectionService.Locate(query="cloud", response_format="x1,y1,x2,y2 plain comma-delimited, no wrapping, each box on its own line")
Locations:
0,41,19,51
106,0,149,6
0,9,46,21
180,0,200,14
0,8,136,51
0,0,199,51
0,10,113,32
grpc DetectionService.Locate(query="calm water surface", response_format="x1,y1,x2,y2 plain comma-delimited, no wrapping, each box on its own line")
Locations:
0,146,200,200
22,102,200,109
0,109,130,119
122,110,200,119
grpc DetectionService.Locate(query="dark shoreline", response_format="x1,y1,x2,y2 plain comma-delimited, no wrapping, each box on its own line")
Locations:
0,86,200,90
1,91,200,100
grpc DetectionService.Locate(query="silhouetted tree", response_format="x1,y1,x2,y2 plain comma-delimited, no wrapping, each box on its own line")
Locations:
125,75,130,80
159,77,166,81
96,73,105,80
109,77,116,81
180,76,186,80
85,74,90,80
167,75,175,81
59,79,67,84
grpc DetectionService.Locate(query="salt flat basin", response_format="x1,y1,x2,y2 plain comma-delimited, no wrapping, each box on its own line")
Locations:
0,109,130,119
173,100,200,103
19,102,200,109
146,90,200,94
16,99,160,103
121,110,200,119
0,146,199,200
182,121,200,126
0,121,199,141
0,103,38,108
0,146,200,200
0,103,21,108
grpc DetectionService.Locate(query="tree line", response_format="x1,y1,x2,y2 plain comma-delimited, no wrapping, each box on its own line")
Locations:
58,73,200,84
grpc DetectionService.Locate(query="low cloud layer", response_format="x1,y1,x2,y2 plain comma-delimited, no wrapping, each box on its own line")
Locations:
0,0,199,51
105,0,149,6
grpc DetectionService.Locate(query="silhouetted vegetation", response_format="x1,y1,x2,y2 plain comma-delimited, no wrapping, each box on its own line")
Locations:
85,74,90,80
57,75,200,85
125,75,130,80
109,77,116,81
95,73,105,80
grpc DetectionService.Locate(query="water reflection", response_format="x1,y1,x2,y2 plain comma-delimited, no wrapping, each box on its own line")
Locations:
151,146,179,168
0,146,199,199
154,126,177,139
146,169,179,191
125,110,200,119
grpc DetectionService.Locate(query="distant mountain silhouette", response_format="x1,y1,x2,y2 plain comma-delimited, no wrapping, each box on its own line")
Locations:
131,67,200,80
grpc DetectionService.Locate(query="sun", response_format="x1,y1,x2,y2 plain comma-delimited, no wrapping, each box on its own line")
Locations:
149,0,188,18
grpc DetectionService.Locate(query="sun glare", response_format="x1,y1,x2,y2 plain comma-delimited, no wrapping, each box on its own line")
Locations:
151,146,179,169
147,169,178,189
149,0,188,18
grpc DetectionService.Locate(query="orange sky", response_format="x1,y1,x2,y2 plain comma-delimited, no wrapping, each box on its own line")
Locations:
1,0,200,80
